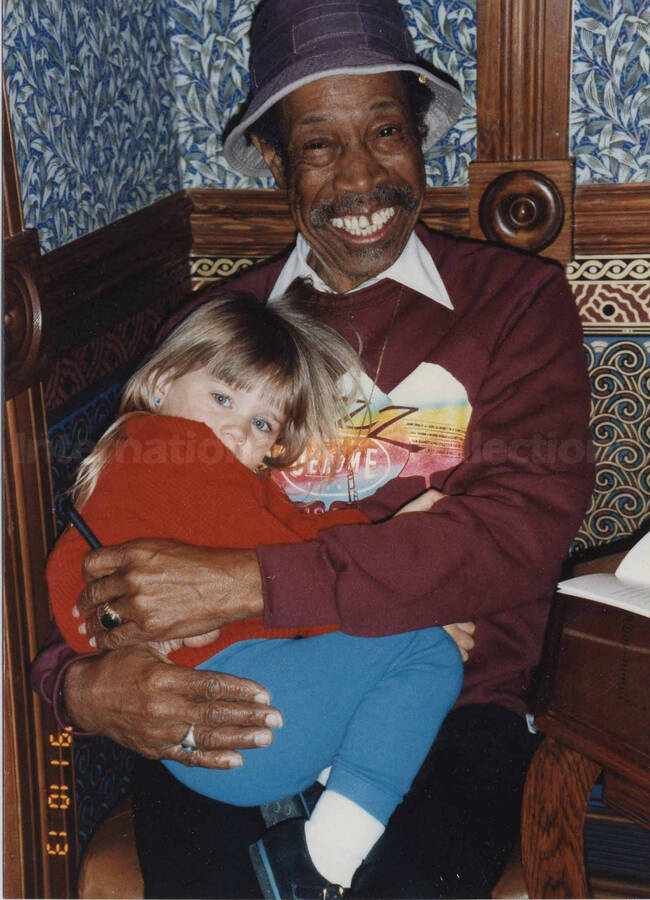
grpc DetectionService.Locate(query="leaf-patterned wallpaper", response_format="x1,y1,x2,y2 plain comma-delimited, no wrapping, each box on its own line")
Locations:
571,0,650,184
4,0,648,250
3,0,182,252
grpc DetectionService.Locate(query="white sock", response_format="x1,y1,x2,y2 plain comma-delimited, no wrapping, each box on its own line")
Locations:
317,765,331,786
304,790,385,888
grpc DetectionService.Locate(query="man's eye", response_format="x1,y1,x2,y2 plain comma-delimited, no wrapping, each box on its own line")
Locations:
377,125,401,139
212,393,230,407
304,139,328,152
252,417,271,433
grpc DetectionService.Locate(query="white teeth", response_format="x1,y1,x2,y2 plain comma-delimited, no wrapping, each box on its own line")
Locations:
330,207,396,236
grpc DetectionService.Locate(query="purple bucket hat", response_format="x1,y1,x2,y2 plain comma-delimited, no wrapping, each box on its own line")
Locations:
223,0,464,177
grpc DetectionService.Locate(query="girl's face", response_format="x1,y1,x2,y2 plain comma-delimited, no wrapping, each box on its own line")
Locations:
157,368,286,470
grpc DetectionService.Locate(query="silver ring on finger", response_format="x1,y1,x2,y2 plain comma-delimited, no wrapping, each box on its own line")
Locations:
181,724,197,753
99,601,124,630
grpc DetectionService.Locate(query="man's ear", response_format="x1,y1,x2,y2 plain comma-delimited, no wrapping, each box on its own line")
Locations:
250,133,287,189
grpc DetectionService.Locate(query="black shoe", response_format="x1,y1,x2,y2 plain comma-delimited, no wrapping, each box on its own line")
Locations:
249,817,346,900
259,782,324,828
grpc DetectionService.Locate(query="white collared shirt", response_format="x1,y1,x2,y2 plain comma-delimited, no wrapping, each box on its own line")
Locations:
269,231,454,310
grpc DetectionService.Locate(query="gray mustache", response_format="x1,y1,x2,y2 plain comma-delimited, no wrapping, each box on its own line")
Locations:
310,186,418,228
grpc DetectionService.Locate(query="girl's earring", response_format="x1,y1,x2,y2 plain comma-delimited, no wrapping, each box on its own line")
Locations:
155,397,162,407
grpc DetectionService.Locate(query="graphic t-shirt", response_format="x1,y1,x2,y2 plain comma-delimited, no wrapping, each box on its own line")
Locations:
275,363,472,509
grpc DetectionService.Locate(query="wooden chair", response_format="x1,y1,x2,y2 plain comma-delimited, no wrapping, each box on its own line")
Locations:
493,544,650,899
77,796,143,899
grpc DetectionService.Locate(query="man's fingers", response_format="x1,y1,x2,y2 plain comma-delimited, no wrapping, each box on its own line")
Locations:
183,629,221,648
82,544,129,581
78,571,127,614
193,724,276,751
194,672,271,706
196,700,283,730
90,621,148,650
147,665,273,709
161,724,277,768
163,746,245,769
394,488,446,516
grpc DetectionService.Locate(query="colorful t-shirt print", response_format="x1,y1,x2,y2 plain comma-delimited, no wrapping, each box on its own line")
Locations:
274,362,472,510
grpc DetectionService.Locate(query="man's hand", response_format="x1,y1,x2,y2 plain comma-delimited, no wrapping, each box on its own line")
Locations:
394,487,446,515
64,644,282,768
75,539,263,650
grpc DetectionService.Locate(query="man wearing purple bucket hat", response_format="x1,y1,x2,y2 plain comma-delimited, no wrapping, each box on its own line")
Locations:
33,0,594,896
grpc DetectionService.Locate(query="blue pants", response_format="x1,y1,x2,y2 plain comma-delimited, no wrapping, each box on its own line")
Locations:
164,628,462,825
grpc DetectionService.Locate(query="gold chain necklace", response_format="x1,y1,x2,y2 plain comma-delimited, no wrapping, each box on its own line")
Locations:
346,286,403,502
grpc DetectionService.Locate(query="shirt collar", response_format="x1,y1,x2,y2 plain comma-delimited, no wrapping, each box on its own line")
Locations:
269,231,453,309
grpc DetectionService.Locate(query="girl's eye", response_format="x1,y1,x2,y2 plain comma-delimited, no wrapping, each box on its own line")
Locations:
252,417,271,433
212,393,231,407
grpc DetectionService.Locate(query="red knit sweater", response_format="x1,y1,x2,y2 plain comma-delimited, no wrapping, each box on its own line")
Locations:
46,415,367,668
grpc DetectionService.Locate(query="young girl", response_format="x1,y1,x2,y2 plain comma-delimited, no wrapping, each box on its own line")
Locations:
47,281,463,899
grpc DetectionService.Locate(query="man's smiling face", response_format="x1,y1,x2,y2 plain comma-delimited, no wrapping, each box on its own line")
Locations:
252,72,426,293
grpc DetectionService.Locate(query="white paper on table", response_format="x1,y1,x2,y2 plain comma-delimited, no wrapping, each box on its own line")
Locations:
557,532,650,618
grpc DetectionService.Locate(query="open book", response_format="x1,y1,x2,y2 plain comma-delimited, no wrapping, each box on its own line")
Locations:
557,532,650,619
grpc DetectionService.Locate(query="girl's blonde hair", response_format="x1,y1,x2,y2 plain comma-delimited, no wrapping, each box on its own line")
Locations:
73,279,364,506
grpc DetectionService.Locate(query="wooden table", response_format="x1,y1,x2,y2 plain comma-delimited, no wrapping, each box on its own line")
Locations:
520,555,650,898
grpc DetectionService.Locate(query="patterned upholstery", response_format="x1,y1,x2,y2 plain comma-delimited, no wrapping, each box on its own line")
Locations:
45,296,184,851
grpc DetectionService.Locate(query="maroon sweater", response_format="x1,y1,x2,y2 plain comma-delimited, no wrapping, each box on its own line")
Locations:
33,226,593,718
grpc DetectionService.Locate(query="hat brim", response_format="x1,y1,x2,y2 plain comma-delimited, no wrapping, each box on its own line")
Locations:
223,60,463,178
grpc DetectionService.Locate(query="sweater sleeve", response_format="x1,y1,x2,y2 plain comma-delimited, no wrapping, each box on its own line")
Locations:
258,270,594,635
46,416,279,653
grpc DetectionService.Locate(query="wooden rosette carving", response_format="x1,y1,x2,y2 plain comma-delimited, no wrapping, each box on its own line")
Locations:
469,160,574,264
478,169,564,253
4,230,45,398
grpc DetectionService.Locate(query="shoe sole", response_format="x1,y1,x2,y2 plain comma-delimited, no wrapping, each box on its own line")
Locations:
259,793,310,829
249,839,282,900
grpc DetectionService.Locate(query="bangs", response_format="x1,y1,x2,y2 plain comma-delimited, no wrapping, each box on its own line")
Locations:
204,352,294,416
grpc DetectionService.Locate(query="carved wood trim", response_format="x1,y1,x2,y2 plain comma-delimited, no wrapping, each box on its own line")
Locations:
476,0,572,161
40,192,193,361
189,185,650,262
419,187,470,237
469,160,574,264
4,230,47,399
521,738,600,898
3,74,25,238
603,771,650,830
4,385,77,898
188,187,469,258
574,184,650,256
190,188,295,257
